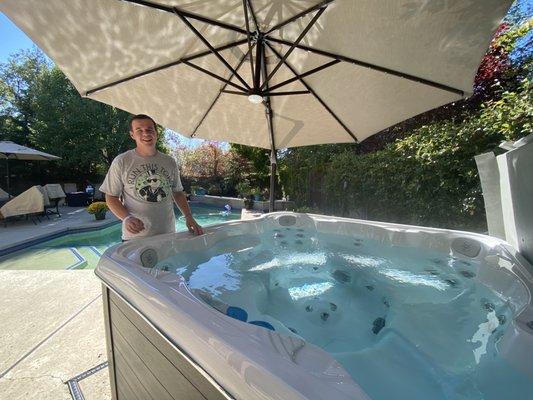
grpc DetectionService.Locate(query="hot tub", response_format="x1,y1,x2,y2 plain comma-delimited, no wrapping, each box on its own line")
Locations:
95,212,533,400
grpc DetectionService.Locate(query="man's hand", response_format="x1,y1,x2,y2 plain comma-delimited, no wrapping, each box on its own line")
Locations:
124,216,145,234
185,216,204,236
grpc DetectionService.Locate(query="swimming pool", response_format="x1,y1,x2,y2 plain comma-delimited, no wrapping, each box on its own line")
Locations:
0,206,240,270
97,213,533,400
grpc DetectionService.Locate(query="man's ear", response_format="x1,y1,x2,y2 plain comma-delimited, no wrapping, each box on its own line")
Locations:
129,131,135,140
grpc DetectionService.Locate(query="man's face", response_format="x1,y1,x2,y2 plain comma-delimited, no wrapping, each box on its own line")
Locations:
130,119,157,148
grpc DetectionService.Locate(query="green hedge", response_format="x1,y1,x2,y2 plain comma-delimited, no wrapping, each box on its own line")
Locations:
280,78,532,232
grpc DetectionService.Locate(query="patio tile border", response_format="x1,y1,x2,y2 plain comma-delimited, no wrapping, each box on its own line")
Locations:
66,361,109,400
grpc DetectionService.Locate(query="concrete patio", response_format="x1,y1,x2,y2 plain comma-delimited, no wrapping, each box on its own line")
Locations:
0,270,110,400
0,206,117,399
0,204,261,399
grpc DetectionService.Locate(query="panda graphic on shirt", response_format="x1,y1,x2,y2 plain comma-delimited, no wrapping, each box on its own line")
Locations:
137,169,169,202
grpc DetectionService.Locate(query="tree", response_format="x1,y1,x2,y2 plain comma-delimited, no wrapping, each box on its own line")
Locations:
0,48,48,145
176,141,226,179
0,48,169,188
230,144,271,190
29,66,134,182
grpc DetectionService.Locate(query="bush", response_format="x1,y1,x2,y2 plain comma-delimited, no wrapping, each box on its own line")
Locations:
280,77,532,232
208,184,221,196
235,181,252,197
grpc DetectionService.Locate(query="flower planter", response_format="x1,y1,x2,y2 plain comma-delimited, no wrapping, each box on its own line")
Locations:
95,211,106,220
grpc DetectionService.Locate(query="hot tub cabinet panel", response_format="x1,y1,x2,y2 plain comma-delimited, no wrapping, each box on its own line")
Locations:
102,286,232,400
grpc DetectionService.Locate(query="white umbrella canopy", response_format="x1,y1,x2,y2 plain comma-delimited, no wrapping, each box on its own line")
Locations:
0,0,513,208
0,141,61,161
0,141,61,193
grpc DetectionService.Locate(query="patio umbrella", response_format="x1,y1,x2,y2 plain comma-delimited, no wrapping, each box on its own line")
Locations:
0,0,512,211
0,141,61,194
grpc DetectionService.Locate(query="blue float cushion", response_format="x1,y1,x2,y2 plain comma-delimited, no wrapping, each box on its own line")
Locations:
226,306,248,322
249,320,275,331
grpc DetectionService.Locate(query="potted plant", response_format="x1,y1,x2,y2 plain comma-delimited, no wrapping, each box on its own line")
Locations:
87,201,109,220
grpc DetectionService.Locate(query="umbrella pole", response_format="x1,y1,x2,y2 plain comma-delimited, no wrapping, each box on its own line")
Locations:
260,37,277,213
265,101,277,213
269,149,277,213
5,158,9,194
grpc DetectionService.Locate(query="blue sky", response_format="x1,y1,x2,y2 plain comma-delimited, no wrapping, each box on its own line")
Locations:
0,13,34,61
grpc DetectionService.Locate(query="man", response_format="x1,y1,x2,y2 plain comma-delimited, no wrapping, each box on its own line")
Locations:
100,114,203,240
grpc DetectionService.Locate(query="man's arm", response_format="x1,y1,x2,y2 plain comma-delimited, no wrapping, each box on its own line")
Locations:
172,191,203,235
105,194,144,234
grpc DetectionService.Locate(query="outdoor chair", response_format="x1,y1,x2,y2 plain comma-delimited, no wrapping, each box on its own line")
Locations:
44,183,66,217
35,185,53,220
63,182,77,193
0,186,45,226
0,187,9,208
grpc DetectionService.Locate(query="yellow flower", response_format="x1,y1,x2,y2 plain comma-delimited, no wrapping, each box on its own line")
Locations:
87,201,109,214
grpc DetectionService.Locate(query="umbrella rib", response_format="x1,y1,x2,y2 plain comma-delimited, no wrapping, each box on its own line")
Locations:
265,41,358,143
268,37,465,96
173,8,251,90
246,0,263,92
263,91,310,96
119,0,247,35
221,90,249,96
260,6,327,91
222,90,311,96
182,61,248,92
268,59,340,91
243,0,256,79
191,45,255,136
85,39,247,96
245,0,260,32
265,0,335,35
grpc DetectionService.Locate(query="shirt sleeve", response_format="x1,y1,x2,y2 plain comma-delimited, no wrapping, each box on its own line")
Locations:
99,157,124,197
172,159,184,192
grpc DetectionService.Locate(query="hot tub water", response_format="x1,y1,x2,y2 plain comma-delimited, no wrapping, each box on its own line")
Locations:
155,226,533,400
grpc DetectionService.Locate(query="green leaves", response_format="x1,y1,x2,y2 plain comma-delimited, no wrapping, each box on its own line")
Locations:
1,50,134,186
280,76,532,232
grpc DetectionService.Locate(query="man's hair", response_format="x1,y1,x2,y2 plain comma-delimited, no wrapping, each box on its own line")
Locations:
129,114,156,131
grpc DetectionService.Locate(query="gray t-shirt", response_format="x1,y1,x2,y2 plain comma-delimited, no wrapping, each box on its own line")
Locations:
100,150,183,240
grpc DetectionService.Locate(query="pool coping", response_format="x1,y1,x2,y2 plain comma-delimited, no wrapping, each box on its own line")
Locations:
0,202,241,258
0,220,120,257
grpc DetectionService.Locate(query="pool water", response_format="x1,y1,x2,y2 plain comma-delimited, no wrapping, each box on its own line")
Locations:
157,226,533,400
0,206,240,270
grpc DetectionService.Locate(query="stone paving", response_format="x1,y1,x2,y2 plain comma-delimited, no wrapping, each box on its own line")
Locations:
0,270,110,400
